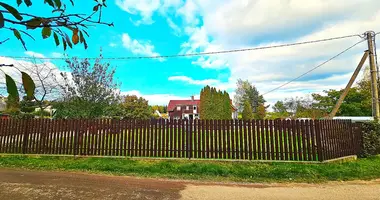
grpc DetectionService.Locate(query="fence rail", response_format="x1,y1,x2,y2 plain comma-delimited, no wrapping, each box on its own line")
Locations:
0,119,361,162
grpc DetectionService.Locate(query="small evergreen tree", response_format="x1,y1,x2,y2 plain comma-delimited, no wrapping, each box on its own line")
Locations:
242,101,254,120
255,104,266,120
224,91,232,119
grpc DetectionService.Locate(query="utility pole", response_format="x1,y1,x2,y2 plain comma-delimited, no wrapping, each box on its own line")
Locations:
367,32,380,120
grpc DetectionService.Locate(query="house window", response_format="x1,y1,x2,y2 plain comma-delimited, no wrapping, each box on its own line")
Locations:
193,106,197,110
186,106,189,110
177,106,181,111
195,114,199,117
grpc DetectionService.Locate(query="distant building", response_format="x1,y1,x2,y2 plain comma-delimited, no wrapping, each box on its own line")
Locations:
333,116,374,122
168,96,238,120
35,105,56,116
0,97,6,112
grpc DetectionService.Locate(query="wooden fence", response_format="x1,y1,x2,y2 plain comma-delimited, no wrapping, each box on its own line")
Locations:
0,119,361,162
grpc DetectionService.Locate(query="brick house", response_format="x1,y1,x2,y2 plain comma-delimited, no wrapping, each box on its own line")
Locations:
168,96,238,120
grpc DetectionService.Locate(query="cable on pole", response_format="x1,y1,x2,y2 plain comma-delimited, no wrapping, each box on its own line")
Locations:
262,39,367,96
0,33,364,61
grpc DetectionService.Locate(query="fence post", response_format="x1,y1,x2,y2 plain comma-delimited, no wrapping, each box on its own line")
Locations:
314,120,324,162
187,119,192,159
74,119,80,156
22,118,30,154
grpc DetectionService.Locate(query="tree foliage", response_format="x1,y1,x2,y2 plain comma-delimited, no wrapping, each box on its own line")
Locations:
242,101,253,120
255,104,266,120
0,0,113,117
200,85,231,120
312,79,372,116
54,54,120,119
120,95,152,120
0,0,112,50
234,79,265,113
151,105,167,114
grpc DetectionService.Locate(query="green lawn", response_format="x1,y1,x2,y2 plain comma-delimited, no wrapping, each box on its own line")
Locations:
0,155,379,183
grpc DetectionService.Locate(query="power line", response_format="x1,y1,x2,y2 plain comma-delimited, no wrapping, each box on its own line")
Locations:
262,39,367,96
0,33,364,60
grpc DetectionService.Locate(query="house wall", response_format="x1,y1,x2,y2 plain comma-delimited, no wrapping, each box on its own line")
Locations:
0,99,6,112
169,104,199,119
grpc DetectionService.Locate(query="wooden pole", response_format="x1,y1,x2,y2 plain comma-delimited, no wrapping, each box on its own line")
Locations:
367,32,380,120
328,51,369,118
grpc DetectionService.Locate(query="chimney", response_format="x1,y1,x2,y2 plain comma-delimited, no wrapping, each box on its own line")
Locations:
191,95,194,101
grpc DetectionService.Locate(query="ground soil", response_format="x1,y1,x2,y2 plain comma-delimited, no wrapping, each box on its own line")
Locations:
0,169,380,200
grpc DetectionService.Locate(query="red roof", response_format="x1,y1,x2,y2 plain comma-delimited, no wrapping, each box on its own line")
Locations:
168,100,200,111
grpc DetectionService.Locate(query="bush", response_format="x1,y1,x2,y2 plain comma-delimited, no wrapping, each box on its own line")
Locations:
360,122,380,157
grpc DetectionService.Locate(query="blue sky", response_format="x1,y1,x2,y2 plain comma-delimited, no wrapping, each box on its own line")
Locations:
1,0,380,106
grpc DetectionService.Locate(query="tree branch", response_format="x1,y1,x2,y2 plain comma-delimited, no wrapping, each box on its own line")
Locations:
0,38,10,45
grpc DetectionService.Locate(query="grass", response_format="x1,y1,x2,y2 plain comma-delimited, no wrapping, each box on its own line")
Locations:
0,155,380,183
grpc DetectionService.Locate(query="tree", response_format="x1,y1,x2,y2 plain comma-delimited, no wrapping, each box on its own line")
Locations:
54,54,120,118
234,79,265,113
200,86,211,119
0,0,111,51
311,68,372,117
255,104,266,120
223,91,232,119
312,88,371,116
272,100,289,119
151,105,167,113
0,0,112,116
242,101,253,120
200,85,231,120
120,95,152,120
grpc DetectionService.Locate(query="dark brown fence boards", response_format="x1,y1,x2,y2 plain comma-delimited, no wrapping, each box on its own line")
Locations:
0,119,360,161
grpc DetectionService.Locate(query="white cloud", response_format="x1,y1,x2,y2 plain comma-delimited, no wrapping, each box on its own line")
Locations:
121,33,164,62
176,0,199,25
116,0,380,105
116,0,182,25
115,0,161,25
121,90,192,105
167,18,181,36
109,43,118,47
51,52,63,58
24,51,45,58
168,75,219,85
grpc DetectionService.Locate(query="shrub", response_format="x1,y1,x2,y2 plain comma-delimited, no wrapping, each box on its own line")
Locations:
360,121,380,157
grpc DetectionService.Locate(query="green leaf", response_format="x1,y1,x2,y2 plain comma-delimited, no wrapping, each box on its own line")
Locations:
62,37,67,50
42,27,52,39
93,5,99,11
79,31,84,43
0,2,23,21
84,39,88,49
24,0,32,6
0,12,4,28
26,18,41,29
65,34,73,48
44,0,55,8
5,74,19,101
21,72,35,100
17,0,23,6
13,29,21,40
53,0,61,9
54,32,60,46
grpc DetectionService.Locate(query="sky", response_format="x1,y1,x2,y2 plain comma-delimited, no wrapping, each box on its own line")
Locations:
1,0,380,107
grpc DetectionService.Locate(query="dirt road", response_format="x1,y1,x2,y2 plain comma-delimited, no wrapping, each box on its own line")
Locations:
0,169,380,200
